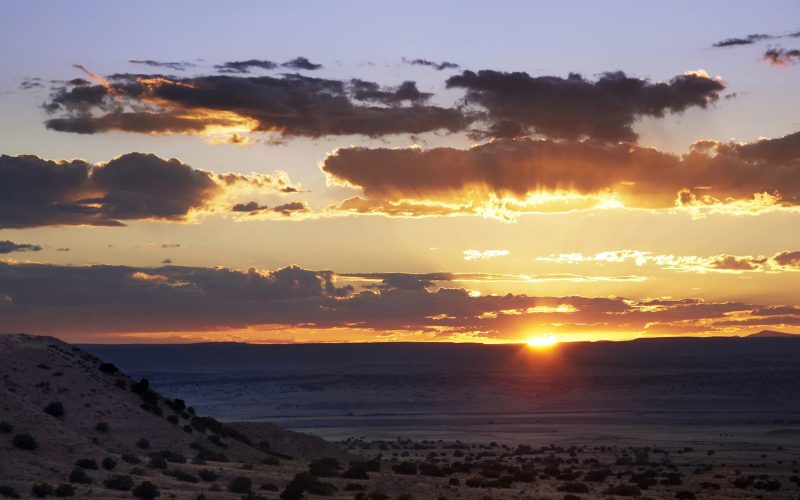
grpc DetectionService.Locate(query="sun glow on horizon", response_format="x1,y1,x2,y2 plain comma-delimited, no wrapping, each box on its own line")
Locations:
526,335,559,349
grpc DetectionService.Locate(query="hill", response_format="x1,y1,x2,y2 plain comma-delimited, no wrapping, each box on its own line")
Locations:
0,333,346,498
747,329,799,338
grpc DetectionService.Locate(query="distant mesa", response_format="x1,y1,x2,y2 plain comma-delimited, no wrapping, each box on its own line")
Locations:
747,329,799,338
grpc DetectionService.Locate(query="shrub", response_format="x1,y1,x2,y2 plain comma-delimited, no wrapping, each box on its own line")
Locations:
98,362,118,374
147,455,167,469
132,481,160,499
121,453,140,465
172,470,199,483
342,463,370,479
558,482,590,493
11,433,37,450
136,438,150,449
31,483,53,498
228,477,252,494
95,422,109,432
44,401,65,418
102,457,117,470
0,421,12,433
154,449,186,463
309,457,341,477
103,474,134,491
75,458,98,470
53,484,75,497
182,424,193,433
68,467,91,484
344,483,366,491
392,462,418,475
602,483,641,496
280,482,303,500
198,469,218,482
0,485,20,498
166,415,179,425
261,483,279,491
262,456,280,466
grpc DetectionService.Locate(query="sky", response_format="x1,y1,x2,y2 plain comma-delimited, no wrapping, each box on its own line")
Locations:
0,0,799,343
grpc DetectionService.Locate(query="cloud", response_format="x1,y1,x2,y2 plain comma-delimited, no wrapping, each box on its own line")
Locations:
0,262,796,340
43,71,469,140
230,200,309,218
281,57,322,70
403,58,460,70
128,59,196,71
463,249,509,260
763,47,800,66
214,59,278,73
712,34,774,47
0,241,42,254
445,69,725,142
0,152,299,228
536,249,800,273
321,132,800,219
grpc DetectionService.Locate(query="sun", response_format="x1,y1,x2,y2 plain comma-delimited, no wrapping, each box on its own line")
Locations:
526,335,558,349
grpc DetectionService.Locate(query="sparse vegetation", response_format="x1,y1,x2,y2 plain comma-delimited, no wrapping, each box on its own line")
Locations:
98,362,118,374
227,476,252,494
68,467,91,484
95,421,109,432
30,483,53,498
103,474,135,491
0,485,20,499
0,421,12,433
136,438,150,449
53,484,75,497
11,432,38,450
75,458,98,470
102,456,117,470
43,401,64,418
132,481,160,499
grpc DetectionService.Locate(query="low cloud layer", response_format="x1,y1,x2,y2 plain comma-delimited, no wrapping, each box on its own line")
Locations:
322,131,800,219
0,153,299,228
763,48,800,66
536,249,800,273
403,58,460,70
0,241,42,254
446,70,724,141
0,262,796,340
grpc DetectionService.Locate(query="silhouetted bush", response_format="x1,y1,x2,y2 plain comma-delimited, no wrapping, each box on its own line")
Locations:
147,455,167,469
166,415,179,425
95,422,109,432
44,401,64,418
0,421,12,433
585,468,612,482
31,483,53,498
344,483,366,491
261,483,279,491
172,470,199,483
136,438,150,449
0,485,20,498
558,482,590,493
53,484,75,497
280,482,303,500
392,462,418,475
309,457,341,477
154,449,186,463
602,483,641,496
68,468,91,484
262,456,280,466
675,491,697,500
342,463,370,479
132,481,160,499
11,433,37,450
227,477,252,494
198,469,218,482
98,362,118,374
121,453,140,465
102,457,117,470
182,424,193,433
103,474,134,491
75,458,98,470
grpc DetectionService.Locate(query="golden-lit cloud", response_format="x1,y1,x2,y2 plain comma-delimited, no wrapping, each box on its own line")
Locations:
322,132,800,219
536,249,800,273
463,249,509,260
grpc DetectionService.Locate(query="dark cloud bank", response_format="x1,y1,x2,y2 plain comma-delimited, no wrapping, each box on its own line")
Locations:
0,262,797,338
0,153,298,228
40,67,723,142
